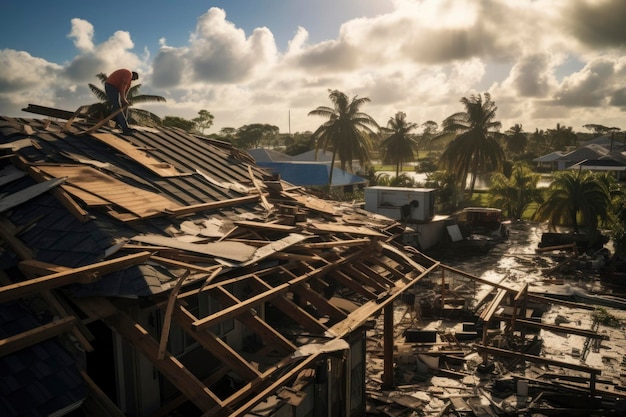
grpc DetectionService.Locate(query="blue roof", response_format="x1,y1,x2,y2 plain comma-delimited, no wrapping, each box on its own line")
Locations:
257,162,367,187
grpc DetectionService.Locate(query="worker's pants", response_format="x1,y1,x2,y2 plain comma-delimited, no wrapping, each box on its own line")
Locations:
104,83,130,130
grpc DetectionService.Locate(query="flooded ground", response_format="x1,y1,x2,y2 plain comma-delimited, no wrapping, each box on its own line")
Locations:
365,220,626,416
442,220,625,297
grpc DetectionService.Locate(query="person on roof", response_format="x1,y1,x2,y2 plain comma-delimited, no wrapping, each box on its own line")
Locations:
104,69,139,135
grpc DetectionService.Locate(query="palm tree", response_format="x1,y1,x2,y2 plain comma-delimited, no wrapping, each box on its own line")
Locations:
380,111,419,177
489,161,542,219
533,170,611,233
438,93,506,200
546,123,577,151
88,72,166,127
583,124,623,151
505,124,528,156
308,89,379,187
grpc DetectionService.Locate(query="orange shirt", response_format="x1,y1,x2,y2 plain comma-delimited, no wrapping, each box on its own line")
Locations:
106,69,133,96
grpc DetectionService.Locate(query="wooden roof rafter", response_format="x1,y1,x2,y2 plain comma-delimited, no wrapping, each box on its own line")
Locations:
0,316,77,357
173,303,262,380
249,276,329,335
192,247,364,332
209,284,297,354
0,251,152,303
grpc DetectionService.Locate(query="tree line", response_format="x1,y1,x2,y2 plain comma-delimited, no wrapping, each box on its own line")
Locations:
86,75,626,257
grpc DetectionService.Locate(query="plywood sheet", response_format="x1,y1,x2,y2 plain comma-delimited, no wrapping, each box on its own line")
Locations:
131,234,257,262
90,133,181,177
36,165,180,218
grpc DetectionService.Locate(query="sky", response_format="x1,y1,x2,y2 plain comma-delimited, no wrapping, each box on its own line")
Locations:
1,0,625,136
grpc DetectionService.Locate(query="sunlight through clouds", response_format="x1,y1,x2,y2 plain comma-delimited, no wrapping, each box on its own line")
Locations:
0,0,624,134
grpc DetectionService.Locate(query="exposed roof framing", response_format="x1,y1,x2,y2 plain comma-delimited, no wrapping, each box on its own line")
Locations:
0,112,442,416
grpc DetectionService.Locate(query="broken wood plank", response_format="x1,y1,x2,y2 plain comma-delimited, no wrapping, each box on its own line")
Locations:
476,345,602,375
232,220,299,232
89,133,181,177
0,251,152,303
77,105,128,135
158,270,190,360
36,165,181,219
308,222,386,237
63,105,90,131
240,233,309,267
164,194,260,217
247,164,272,212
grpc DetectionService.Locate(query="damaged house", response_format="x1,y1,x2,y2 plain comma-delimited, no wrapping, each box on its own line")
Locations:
0,107,442,417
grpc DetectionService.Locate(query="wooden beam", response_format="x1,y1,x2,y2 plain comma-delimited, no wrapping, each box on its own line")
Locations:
296,238,370,250
369,257,408,282
378,242,427,274
382,303,395,389
14,249,94,353
211,285,296,354
193,249,361,331
342,263,387,292
192,282,291,331
223,354,321,417
173,304,261,380
328,270,378,300
290,283,347,322
352,261,395,290
475,345,602,375
68,296,118,320
0,251,152,303
164,195,260,217
329,261,439,337
103,304,224,412
149,256,224,274
250,277,328,335
79,370,126,417
78,105,128,135
479,289,508,322
0,316,76,357
158,271,190,360
352,261,396,288
0,215,36,260
497,317,610,340
25,165,90,223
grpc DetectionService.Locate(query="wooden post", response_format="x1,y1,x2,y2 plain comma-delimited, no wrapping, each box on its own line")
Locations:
441,268,446,310
382,302,394,389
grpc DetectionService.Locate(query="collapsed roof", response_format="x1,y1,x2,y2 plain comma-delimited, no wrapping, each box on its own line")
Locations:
0,108,439,416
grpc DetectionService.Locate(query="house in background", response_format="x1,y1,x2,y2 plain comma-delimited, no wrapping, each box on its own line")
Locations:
533,151,565,171
533,135,626,179
248,148,368,191
0,108,437,417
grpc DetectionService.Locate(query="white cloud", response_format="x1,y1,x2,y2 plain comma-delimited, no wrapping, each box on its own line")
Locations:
1,0,625,134
68,18,95,53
